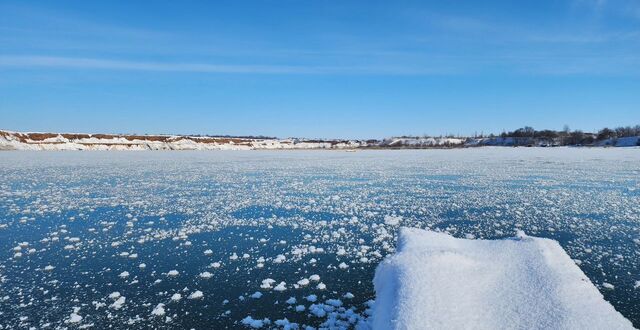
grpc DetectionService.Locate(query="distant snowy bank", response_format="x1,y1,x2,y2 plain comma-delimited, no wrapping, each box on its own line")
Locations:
1,130,638,150
0,130,366,151
372,228,634,330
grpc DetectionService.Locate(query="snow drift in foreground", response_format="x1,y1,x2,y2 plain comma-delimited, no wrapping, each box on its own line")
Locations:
372,228,634,330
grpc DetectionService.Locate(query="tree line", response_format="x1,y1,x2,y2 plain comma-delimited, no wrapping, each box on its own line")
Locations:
487,125,640,145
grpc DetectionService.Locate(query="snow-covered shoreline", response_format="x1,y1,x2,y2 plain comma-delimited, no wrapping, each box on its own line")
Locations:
1,130,638,151
0,130,367,151
372,228,634,330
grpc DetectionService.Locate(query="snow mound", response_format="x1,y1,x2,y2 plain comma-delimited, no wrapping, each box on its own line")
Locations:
372,228,634,330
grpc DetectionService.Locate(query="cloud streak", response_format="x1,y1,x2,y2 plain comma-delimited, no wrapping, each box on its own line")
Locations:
0,56,334,74
2,54,640,77
0,55,469,75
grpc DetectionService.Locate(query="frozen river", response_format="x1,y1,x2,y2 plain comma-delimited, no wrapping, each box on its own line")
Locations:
0,148,639,329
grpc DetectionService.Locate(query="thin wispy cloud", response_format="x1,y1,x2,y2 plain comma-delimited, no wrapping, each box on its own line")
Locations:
2,2,640,77
0,56,324,74
574,0,640,19
1,1,639,138
2,53,639,77
0,3,169,40
0,55,465,75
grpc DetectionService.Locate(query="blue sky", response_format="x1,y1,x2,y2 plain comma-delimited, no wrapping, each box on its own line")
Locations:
1,0,639,139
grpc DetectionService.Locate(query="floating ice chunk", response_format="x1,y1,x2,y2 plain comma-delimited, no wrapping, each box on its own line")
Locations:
309,274,320,282
297,278,310,286
151,303,165,317
204,249,213,256
188,290,204,299
44,265,55,271
635,281,640,289
326,299,342,307
602,283,615,290
199,271,213,279
167,270,179,277
210,262,221,268
274,318,295,328
273,254,286,263
338,262,349,269
230,253,239,260
260,278,276,289
309,304,326,317
171,293,182,302
295,305,306,312
139,263,146,269
241,316,269,328
316,282,326,290
110,296,126,310
305,294,317,302
343,292,354,299
93,301,106,309
108,292,121,299
67,312,82,323
383,215,402,226
372,228,635,330
273,282,287,292
118,271,129,279
286,297,296,304
250,291,263,299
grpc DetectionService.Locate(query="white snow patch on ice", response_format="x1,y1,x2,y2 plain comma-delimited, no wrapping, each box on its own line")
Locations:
188,290,204,299
241,316,270,328
372,228,634,330
110,296,126,310
199,271,213,279
273,281,287,292
383,215,402,226
151,303,165,317
67,313,82,324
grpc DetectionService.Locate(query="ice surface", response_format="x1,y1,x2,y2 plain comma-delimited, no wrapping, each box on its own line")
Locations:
1,149,639,329
372,228,635,330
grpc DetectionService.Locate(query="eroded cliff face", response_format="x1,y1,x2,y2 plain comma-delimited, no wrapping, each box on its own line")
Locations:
0,130,366,150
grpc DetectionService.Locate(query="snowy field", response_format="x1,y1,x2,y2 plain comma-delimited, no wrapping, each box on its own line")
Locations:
0,148,639,329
